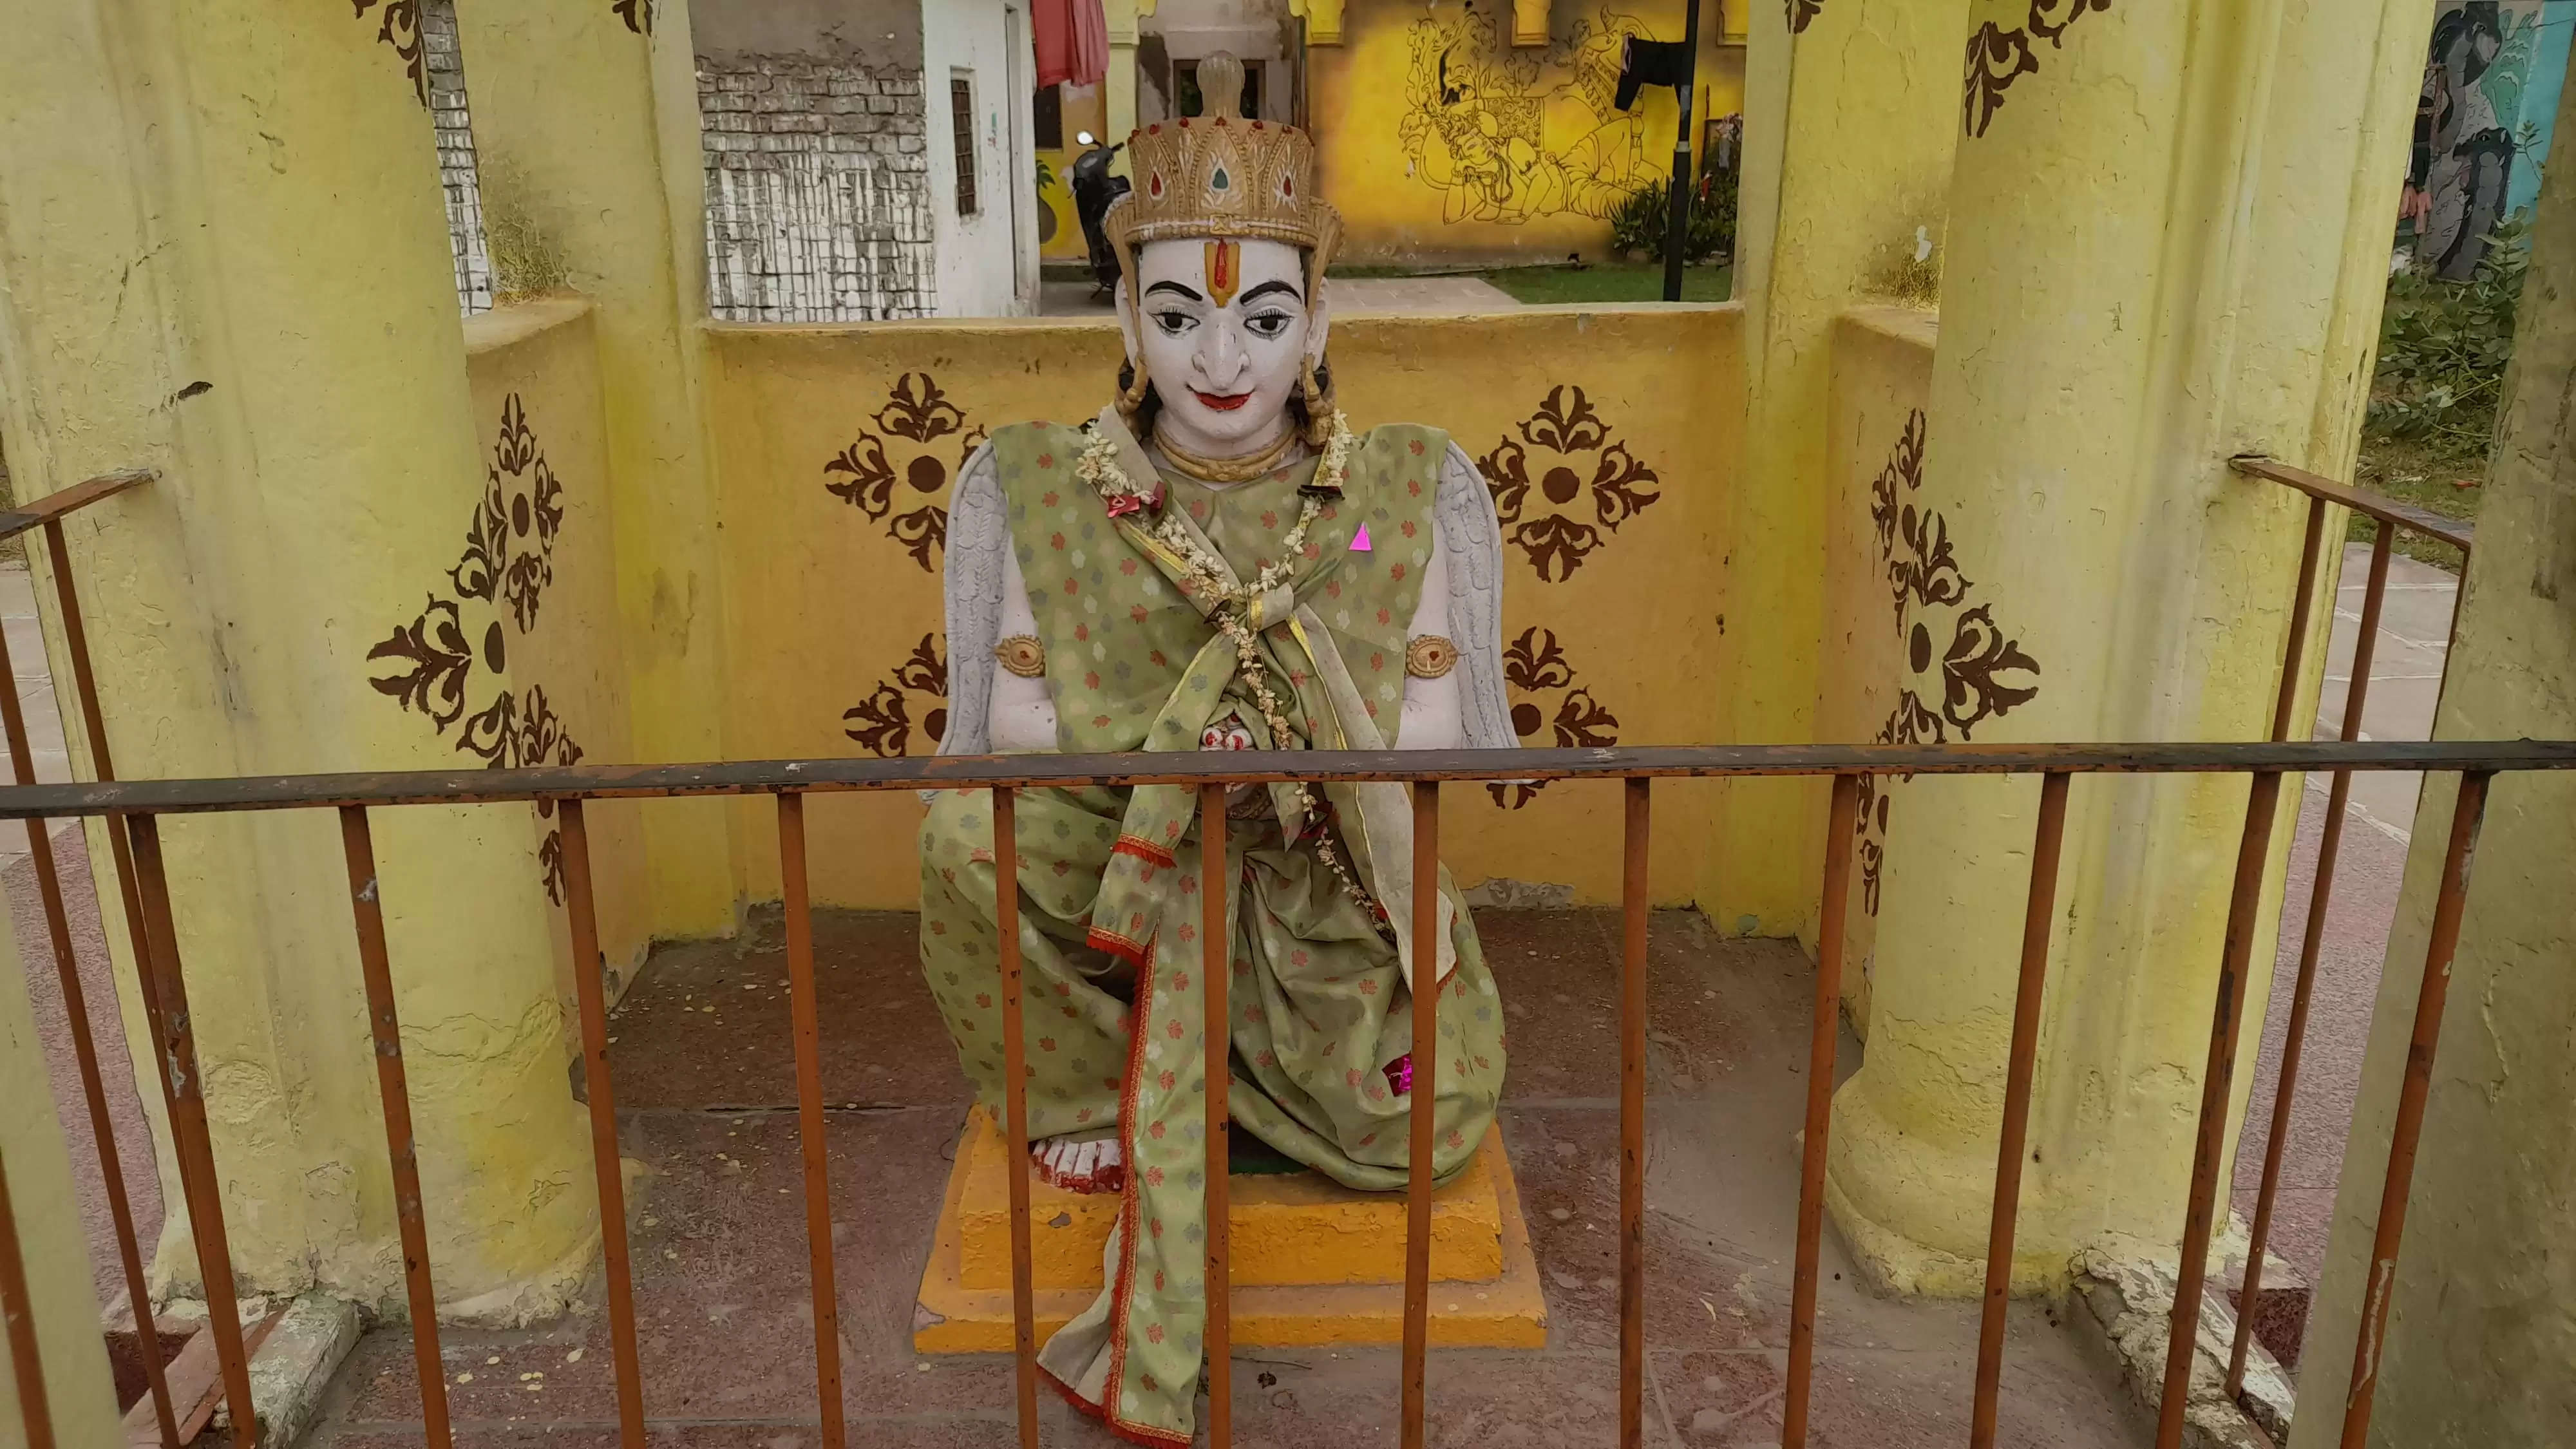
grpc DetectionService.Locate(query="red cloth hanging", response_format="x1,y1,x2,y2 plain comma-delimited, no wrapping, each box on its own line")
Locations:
1034,0,1108,90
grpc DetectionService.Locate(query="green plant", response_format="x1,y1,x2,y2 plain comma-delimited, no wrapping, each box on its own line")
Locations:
1608,153,1736,265
2368,216,2531,457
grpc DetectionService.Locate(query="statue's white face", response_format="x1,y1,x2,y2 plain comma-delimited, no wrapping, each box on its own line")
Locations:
1121,237,1329,458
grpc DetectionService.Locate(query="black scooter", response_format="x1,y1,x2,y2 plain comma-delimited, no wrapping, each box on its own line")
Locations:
1069,130,1131,296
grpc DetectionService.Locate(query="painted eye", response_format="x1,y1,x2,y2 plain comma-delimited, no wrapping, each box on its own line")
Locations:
1244,311,1293,339
1152,310,1197,336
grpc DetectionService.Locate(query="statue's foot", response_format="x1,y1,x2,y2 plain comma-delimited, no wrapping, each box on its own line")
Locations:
1030,1135,1125,1195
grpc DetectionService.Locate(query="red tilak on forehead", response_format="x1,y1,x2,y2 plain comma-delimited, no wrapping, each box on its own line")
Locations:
1204,240,1240,308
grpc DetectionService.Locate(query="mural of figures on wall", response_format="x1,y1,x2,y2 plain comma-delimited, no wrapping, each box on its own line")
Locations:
1396,5,1665,225
2411,1,2574,279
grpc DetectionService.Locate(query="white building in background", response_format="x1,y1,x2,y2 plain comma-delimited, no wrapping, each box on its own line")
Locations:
693,0,1039,321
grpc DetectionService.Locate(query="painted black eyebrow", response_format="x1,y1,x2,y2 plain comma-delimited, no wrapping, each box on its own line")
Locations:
1240,279,1304,305
1144,280,1204,301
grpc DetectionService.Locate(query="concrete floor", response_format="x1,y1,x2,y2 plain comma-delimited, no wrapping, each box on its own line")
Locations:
1041,274,1521,317
300,908,2147,1448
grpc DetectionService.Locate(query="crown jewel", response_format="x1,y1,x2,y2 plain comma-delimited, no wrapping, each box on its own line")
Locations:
1103,53,1341,263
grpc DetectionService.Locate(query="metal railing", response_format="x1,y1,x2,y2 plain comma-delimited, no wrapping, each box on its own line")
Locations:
0,468,179,1449
2225,454,2476,1435
2,737,2572,1449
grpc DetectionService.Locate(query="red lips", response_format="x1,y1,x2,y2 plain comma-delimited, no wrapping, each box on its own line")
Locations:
1189,389,1253,412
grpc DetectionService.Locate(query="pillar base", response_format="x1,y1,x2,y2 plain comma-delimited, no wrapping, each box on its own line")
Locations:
913,1109,1546,1351
1824,1077,2074,1298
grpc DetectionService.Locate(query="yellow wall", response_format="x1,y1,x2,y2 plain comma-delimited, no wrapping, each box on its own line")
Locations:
702,304,1742,909
1307,1,1741,265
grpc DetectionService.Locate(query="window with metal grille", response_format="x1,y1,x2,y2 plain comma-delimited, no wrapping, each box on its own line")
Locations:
951,73,979,216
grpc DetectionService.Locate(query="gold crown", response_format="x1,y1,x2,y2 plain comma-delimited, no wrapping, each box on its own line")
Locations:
1103,53,1342,264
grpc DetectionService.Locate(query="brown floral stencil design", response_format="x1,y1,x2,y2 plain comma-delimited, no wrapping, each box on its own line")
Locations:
1963,0,2112,138
844,634,950,757
824,373,989,572
613,0,656,35
1852,410,2041,913
352,0,428,107
1477,385,1663,582
1787,0,1824,33
365,392,587,904
1486,628,1620,808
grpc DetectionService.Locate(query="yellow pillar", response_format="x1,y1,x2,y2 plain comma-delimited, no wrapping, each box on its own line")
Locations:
1,896,122,1449
2289,52,2576,1448
1104,0,1161,155
1823,0,2421,1292
451,0,739,939
0,1,600,1316
1723,0,1970,936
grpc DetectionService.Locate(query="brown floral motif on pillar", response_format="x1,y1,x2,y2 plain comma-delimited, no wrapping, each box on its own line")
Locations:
614,0,656,35
1486,627,1620,809
1787,0,1824,34
1475,385,1663,582
366,391,588,904
1853,408,2041,913
825,373,990,572
352,0,428,107
1963,0,2113,138
844,634,950,757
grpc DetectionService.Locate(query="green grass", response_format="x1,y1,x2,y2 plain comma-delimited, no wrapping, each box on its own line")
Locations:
2350,432,2480,572
1327,260,1734,305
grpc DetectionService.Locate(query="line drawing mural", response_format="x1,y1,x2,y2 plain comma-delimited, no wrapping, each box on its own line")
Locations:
1396,5,1670,225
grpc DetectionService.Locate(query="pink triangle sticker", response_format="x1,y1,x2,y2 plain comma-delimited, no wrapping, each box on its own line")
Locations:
1350,523,1374,553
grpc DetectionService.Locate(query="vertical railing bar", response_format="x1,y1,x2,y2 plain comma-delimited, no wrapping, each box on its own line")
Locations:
555,800,645,1448
336,807,451,1449
1617,777,1651,1449
1968,771,2073,1447
773,793,847,1449
2229,520,2394,1394
1399,781,1440,1449
0,558,175,1445
2336,770,2491,1449
2151,770,2285,1449
1199,783,1231,1449
124,816,256,1447
0,1144,57,1449
1783,773,1861,1449
2268,495,2330,743
989,787,1039,1449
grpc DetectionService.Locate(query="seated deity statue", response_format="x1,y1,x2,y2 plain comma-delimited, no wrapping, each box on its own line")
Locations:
919,56,1517,1445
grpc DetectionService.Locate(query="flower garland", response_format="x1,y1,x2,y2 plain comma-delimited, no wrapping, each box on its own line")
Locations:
1080,413,1397,943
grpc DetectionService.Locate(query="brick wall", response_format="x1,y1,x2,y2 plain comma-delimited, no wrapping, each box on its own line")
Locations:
699,58,936,321
423,0,494,314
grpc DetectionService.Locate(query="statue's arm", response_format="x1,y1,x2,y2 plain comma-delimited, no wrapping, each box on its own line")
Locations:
1397,522,1464,749
939,444,1059,760
1430,442,1519,752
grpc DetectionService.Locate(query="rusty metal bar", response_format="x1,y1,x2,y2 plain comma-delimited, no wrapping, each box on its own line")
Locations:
0,1144,55,1449
0,469,153,544
2230,457,2476,553
2228,520,2395,1395
2337,771,2491,1449
0,741,2571,823
989,788,1039,1449
773,793,847,1449
556,801,645,1448
336,808,451,1449
1783,773,1862,1449
2269,495,2329,742
1618,777,1650,1449
0,560,175,1446
1399,781,1440,1449
124,816,256,1447
2152,770,2286,1449
1969,771,2073,1448
1200,783,1232,1449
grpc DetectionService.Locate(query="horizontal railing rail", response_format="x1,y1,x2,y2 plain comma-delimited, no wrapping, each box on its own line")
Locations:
4,736,2568,1449
2227,454,2479,1419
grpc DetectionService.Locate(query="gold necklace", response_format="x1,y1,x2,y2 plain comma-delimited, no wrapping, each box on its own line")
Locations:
1152,424,1302,484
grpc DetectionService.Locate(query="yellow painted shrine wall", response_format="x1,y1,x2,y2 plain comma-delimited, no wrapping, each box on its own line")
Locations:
1307,2,1743,265
701,304,1743,911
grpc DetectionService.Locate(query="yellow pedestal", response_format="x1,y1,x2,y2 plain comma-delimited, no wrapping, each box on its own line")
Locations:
913,1108,1548,1351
